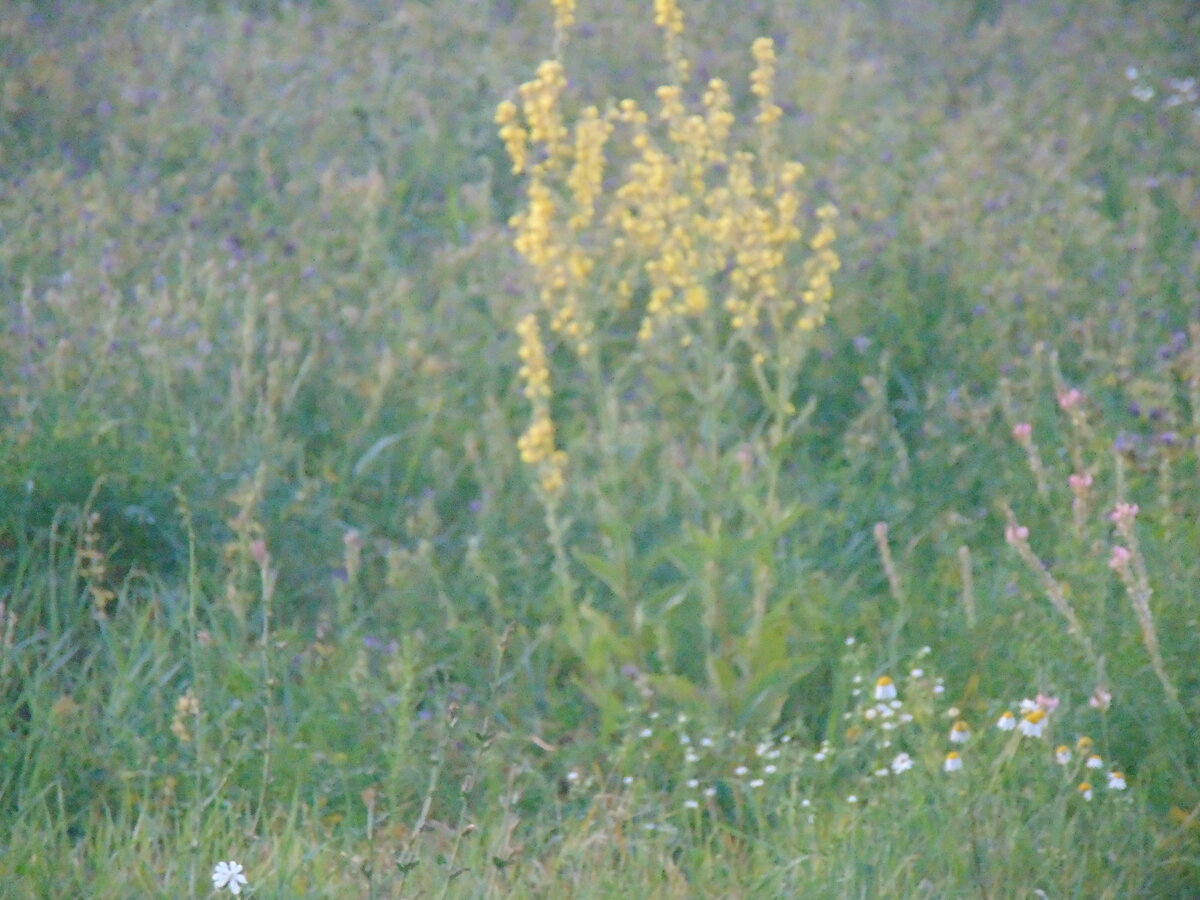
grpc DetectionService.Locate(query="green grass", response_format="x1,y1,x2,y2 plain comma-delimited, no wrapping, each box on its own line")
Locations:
2,0,1199,896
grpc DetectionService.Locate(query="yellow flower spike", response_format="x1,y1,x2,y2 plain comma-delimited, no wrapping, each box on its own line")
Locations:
567,107,612,230
495,101,529,174
550,0,575,33
503,8,839,475
653,0,684,35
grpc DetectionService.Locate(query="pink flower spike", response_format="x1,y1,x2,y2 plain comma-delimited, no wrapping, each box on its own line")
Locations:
1109,502,1139,527
1012,422,1033,443
1109,545,1132,571
1068,472,1093,493
1089,686,1112,710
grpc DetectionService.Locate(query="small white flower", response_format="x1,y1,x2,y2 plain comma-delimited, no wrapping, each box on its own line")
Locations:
1125,66,1139,81
1132,84,1155,102
1168,76,1196,98
749,778,765,788
734,765,749,776
1055,746,1072,765
847,794,858,804
996,711,1016,731
891,752,914,774
944,752,963,773
874,676,897,701
1108,771,1127,790
212,860,248,895
639,727,653,738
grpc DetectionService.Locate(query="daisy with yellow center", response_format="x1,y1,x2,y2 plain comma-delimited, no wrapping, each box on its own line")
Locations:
1018,708,1046,738
874,676,897,701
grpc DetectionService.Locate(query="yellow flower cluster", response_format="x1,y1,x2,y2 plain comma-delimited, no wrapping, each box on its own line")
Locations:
653,0,684,36
799,203,841,331
551,0,575,33
494,100,527,175
750,37,782,127
501,57,605,358
516,313,569,496
567,105,613,230
501,0,840,461
518,60,569,154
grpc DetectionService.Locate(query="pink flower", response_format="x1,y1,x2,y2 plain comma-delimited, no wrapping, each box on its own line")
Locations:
1109,502,1139,527
1068,472,1093,494
1089,686,1112,711
1057,388,1083,411
1012,422,1033,443
1109,545,1132,571
1035,693,1059,713
1005,524,1029,545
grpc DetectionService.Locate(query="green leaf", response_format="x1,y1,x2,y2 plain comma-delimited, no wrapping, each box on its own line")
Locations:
574,551,627,599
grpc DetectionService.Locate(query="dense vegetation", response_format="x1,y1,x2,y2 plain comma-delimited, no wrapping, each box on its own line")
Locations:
2,0,1198,895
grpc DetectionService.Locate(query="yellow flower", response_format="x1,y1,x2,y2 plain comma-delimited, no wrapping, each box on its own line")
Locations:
550,0,575,33
653,0,684,35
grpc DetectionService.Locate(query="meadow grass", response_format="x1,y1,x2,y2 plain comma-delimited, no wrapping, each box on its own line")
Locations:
2,0,1199,896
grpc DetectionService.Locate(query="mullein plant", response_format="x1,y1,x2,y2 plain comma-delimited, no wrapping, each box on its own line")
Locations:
500,0,840,724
